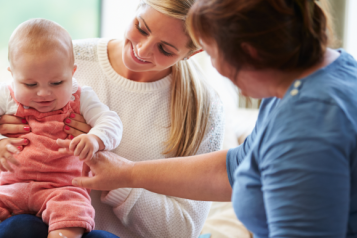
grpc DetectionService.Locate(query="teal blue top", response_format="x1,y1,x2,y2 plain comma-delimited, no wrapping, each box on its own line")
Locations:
227,49,357,238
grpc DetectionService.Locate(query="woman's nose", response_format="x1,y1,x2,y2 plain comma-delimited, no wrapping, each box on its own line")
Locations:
137,40,153,58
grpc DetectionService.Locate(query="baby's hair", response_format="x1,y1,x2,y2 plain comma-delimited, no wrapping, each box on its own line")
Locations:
8,18,74,65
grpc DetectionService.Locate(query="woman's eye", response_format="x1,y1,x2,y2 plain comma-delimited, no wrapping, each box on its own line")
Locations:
52,81,63,86
159,45,173,57
135,23,148,36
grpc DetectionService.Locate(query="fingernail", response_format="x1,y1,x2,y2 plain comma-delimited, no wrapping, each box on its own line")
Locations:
23,139,28,144
66,119,71,123
65,126,70,130
17,146,22,150
24,126,30,131
21,119,27,124
72,179,78,186
70,113,75,118
69,135,74,140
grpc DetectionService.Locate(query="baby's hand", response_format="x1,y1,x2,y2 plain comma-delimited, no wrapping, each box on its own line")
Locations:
57,134,104,161
0,138,28,172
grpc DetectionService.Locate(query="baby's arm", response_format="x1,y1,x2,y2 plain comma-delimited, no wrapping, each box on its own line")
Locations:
58,86,122,157
78,86,122,151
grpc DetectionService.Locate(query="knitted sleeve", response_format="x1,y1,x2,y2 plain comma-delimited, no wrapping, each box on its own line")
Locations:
101,92,225,238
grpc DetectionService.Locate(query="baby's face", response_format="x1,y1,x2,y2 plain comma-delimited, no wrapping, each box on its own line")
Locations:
9,49,76,113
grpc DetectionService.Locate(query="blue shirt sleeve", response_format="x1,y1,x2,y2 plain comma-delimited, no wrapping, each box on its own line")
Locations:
259,99,352,237
226,98,280,186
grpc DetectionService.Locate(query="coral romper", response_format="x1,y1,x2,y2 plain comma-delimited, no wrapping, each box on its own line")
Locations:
0,86,94,232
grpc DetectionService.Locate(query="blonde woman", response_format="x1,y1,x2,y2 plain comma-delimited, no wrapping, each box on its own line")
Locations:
0,0,224,238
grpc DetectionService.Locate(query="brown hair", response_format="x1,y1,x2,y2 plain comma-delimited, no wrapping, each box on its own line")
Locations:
187,0,332,71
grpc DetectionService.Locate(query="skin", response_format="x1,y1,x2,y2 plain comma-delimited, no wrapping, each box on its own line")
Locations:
64,41,341,202
57,5,201,140
9,5,342,203
2,39,104,238
3,4,201,163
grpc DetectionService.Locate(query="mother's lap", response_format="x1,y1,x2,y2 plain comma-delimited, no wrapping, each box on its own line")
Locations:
0,214,119,238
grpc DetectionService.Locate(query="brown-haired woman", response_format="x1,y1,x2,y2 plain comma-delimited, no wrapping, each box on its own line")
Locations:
66,0,357,237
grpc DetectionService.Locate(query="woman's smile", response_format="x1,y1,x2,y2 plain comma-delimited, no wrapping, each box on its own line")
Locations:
131,43,151,64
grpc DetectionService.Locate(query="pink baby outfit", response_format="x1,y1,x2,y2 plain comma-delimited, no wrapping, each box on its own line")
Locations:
0,86,94,232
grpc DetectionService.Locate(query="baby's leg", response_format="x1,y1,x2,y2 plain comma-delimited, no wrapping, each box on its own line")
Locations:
0,183,30,221
33,185,94,234
0,200,11,221
48,227,84,238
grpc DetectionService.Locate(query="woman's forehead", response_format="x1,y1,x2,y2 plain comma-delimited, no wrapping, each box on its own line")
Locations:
136,5,190,49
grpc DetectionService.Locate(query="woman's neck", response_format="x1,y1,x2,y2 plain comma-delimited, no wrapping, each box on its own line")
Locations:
273,48,340,98
107,39,171,83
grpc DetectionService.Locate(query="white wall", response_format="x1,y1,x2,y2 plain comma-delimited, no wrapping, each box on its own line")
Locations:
344,0,357,59
101,0,140,39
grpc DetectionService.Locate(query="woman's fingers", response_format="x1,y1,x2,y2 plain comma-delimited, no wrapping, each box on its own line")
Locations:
0,162,6,172
72,175,97,189
56,139,72,154
3,150,20,167
0,124,31,135
0,155,14,172
0,115,30,135
0,115,26,125
82,162,91,177
63,125,85,137
57,139,71,148
6,144,20,155
9,138,29,147
64,114,91,134
72,151,135,190
68,113,86,123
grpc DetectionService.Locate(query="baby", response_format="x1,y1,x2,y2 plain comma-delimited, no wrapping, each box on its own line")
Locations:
0,19,123,238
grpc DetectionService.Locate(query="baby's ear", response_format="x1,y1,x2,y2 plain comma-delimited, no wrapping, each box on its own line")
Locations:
72,64,77,75
7,67,13,76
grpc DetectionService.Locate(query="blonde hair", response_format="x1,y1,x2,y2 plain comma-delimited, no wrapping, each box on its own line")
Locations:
8,18,74,64
141,0,212,157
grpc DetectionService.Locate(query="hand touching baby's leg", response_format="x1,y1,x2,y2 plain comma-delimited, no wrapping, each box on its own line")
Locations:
48,227,84,238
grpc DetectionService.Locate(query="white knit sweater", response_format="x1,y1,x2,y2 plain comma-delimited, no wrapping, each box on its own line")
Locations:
73,38,225,238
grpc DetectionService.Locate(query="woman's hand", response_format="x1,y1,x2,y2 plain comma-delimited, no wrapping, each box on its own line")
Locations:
71,151,135,190
0,115,31,137
63,113,92,137
0,138,29,172
71,150,232,201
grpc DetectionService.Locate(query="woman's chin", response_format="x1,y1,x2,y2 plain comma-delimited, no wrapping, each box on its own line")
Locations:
123,57,151,73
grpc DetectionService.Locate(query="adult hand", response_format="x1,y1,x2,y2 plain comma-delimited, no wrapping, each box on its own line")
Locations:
0,138,28,172
0,115,31,137
63,113,92,138
72,151,135,191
